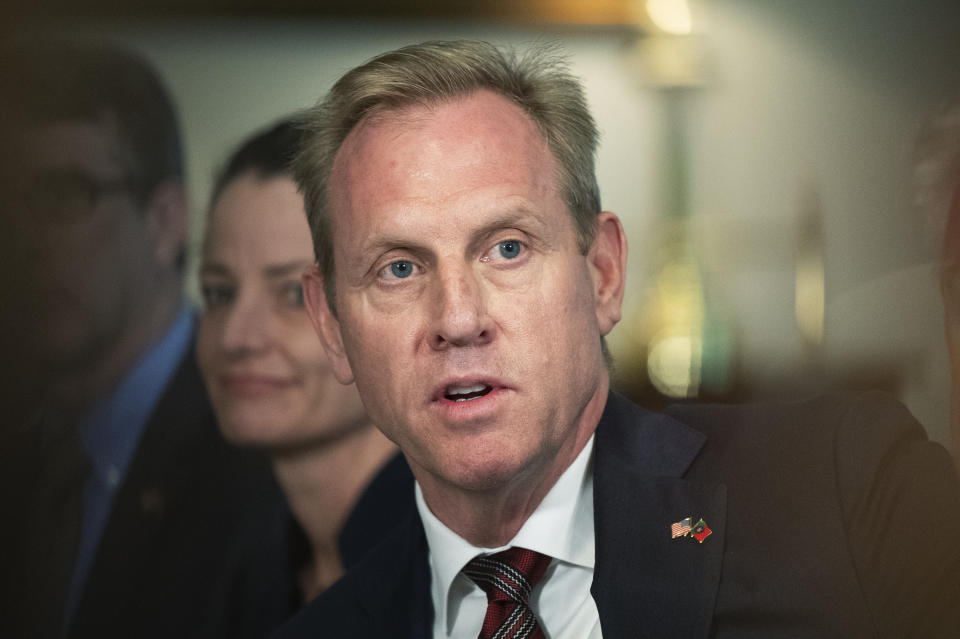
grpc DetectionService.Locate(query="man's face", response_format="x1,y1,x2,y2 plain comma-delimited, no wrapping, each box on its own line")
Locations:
7,115,159,376
309,90,625,497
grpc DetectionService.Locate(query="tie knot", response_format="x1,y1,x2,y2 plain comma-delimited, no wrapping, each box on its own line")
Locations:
464,547,552,605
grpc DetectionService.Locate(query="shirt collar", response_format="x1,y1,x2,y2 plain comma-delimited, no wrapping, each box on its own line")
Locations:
78,308,193,487
417,434,596,634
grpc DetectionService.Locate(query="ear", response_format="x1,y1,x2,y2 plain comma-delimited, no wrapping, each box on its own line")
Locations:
587,211,628,336
146,179,188,269
303,264,356,384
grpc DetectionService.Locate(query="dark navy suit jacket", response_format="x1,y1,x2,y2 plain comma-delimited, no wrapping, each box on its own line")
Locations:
2,347,284,639
68,348,283,639
274,391,960,638
202,452,415,639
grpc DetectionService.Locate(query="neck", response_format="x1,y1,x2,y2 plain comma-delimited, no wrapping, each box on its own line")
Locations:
50,282,182,421
419,374,608,548
271,423,398,600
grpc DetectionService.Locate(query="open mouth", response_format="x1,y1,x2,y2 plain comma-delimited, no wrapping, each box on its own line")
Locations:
443,383,493,402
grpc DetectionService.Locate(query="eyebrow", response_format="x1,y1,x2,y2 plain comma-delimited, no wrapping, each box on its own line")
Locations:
359,207,550,259
199,260,312,279
464,209,550,256
199,262,231,278
263,260,313,279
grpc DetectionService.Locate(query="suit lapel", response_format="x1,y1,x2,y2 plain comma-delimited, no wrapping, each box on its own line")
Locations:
71,348,216,630
591,393,726,639
351,511,434,639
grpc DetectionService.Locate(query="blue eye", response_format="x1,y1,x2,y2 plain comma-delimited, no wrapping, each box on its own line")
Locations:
390,261,414,278
498,241,522,259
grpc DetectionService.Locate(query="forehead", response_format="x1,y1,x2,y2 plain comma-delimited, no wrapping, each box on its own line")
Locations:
205,174,313,263
341,90,550,180
14,113,131,176
328,90,561,241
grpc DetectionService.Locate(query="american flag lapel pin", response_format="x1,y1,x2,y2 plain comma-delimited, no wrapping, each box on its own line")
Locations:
671,516,712,543
670,517,692,539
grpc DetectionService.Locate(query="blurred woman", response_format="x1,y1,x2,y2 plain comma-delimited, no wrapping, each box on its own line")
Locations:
196,120,411,633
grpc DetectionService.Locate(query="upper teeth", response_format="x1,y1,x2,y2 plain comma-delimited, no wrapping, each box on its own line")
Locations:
448,384,486,396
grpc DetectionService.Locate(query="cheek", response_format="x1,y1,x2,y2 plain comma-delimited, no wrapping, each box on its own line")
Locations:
287,328,335,380
527,267,602,390
344,300,412,364
101,209,155,279
195,317,221,379
364,279,427,314
341,320,415,417
520,261,596,334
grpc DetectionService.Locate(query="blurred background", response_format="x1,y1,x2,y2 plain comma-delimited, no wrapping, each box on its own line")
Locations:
7,0,959,444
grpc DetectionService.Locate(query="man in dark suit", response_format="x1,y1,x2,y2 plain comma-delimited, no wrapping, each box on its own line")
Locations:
0,38,280,637
277,40,960,638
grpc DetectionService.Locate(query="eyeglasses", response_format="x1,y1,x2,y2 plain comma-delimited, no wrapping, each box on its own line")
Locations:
19,169,138,221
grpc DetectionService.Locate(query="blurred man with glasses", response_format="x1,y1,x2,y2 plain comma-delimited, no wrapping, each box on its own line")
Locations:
0,38,279,638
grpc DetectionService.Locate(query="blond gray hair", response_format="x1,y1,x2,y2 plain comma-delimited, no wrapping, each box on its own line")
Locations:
293,40,601,311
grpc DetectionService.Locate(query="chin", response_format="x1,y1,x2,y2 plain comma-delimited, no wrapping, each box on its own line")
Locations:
217,419,273,448
441,450,533,492
214,408,292,448
218,410,350,454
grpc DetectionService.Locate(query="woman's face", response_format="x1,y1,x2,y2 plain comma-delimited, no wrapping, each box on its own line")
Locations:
197,173,367,448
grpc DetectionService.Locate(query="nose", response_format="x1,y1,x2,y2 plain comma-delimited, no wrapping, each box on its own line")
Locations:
220,294,272,358
430,264,494,351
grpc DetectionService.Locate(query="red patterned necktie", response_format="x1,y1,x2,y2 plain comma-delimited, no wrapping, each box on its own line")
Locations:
463,546,553,639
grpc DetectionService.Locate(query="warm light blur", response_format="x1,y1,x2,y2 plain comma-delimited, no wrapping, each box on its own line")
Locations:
648,331,701,398
646,0,693,34
796,254,825,347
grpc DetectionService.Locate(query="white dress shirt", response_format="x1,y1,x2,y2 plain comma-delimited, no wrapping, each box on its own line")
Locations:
417,435,603,639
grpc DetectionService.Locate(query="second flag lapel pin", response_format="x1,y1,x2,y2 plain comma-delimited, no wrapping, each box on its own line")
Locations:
671,516,712,543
